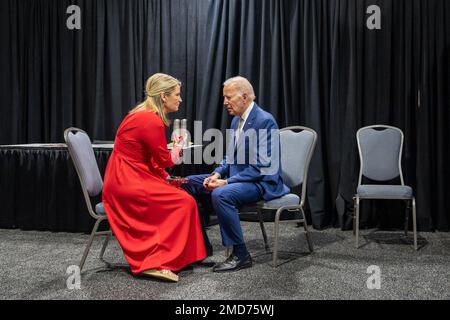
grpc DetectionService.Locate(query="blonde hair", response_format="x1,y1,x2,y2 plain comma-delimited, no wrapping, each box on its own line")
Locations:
130,73,181,126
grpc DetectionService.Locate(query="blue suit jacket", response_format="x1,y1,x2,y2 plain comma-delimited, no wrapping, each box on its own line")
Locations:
213,104,289,201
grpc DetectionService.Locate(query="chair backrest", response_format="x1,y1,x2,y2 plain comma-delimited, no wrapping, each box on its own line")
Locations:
356,125,404,185
280,126,317,205
64,128,103,218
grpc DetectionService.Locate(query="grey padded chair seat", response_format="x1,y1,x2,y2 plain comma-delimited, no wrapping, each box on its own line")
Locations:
261,193,300,209
95,202,107,215
357,185,413,199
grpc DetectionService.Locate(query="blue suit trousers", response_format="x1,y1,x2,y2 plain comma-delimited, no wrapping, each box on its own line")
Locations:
183,174,263,247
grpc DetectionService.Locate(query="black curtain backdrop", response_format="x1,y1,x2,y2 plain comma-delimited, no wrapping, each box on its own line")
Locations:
1,0,449,231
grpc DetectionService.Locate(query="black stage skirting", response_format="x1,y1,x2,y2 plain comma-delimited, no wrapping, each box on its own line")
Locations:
0,144,412,233
0,144,212,233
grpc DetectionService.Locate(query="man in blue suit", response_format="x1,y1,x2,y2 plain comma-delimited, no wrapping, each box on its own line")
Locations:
183,76,289,272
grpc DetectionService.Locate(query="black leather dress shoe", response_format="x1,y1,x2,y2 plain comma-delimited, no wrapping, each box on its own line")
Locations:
212,254,252,272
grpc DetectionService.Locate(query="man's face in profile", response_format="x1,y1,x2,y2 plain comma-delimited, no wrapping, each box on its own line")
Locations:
223,84,248,117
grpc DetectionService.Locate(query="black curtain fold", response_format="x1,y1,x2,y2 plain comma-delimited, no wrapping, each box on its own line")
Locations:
1,0,449,231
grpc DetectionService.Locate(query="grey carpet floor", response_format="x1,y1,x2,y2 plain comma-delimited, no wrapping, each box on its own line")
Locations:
0,222,449,300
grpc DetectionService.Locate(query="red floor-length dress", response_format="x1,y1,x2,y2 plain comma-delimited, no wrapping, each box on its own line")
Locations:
102,111,206,275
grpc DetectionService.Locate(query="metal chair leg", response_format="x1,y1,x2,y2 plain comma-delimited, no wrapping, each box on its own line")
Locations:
355,197,360,249
404,200,410,236
272,208,283,268
301,208,313,252
99,230,112,261
412,197,418,250
79,218,101,272
352,196,356,236
257,210,270,252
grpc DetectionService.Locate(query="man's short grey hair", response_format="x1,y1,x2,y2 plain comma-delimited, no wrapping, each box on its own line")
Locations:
223,76,256,101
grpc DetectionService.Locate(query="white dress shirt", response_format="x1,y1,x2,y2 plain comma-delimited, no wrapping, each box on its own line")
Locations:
235,102,254,144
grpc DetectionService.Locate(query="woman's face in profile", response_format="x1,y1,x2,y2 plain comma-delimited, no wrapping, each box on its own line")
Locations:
163,85,182,113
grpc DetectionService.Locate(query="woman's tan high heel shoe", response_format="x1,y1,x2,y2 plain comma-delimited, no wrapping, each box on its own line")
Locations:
142,269,179,282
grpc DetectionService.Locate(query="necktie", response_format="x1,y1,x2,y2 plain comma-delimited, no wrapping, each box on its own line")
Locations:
235,117,244,145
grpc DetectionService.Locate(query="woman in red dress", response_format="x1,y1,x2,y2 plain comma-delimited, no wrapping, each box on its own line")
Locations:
102,73,206,282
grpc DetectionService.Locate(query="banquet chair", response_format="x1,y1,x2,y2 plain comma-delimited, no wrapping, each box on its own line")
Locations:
237,126,317,267
64,127,113,271
354,125,417,250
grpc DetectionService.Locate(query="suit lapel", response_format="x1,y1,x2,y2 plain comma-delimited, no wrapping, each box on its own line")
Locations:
242,105,258,132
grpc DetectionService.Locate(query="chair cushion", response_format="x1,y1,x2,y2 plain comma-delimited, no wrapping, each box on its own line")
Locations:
261,193,300,209
357,185,413,199
95,202,106,215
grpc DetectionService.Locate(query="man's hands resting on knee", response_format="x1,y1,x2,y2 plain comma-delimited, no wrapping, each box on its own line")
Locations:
203,173,227,190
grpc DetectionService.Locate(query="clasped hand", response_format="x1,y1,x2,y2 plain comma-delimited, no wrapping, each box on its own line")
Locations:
203,173,227,190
